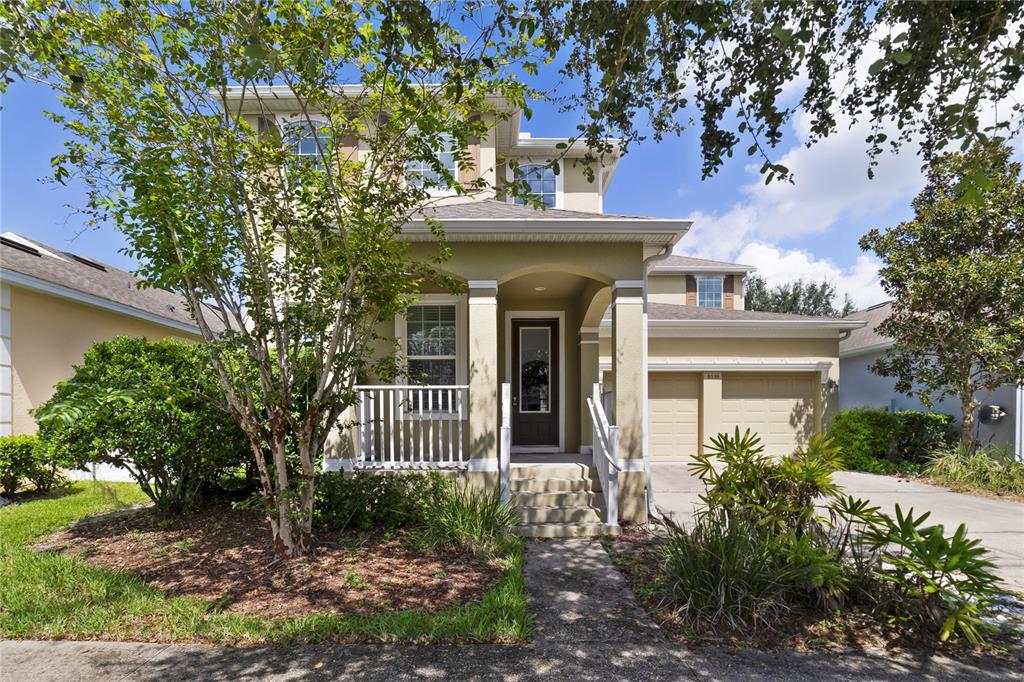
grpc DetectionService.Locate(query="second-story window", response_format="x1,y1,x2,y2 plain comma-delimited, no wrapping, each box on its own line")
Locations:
697,276,724,308
286,120,327,169
405,135,458,189
513,163,557,208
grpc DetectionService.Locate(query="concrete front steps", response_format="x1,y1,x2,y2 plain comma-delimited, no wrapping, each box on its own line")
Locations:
510,461,618,538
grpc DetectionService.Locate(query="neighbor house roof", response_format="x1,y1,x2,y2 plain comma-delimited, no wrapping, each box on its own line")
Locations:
0,232,222,335
839,302,894,357
600,302,865,331
651,254,756,274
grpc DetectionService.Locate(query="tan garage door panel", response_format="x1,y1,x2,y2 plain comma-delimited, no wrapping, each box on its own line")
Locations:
649,373,700,460
721,373,815,457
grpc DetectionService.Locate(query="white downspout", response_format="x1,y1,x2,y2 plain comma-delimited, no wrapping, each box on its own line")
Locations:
642,245,676,519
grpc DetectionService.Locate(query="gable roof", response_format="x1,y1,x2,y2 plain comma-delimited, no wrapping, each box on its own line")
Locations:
0,232,221,334
651,254,756,274
839,302,894,356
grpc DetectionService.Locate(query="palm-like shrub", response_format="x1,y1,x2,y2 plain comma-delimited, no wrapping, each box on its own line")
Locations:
660,428,1006,642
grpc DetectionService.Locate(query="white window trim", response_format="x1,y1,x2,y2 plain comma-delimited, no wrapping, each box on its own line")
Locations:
504,160,564,209
696,275,725,309
395,294,468,417
504,310,566,453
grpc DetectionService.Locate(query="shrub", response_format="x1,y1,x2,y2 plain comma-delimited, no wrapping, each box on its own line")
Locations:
35,336,248,514
663,428,1007,642
312,471,445,531
925,445,1024,497
894,411,955,463
827,408,900,473
422,478,517,557
662,509,796,630
0,435,67,495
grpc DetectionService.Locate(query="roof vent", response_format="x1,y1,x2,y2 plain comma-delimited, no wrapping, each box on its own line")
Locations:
69,254,107,272
865,301,891,311
165,304,176,313
1,236,41,256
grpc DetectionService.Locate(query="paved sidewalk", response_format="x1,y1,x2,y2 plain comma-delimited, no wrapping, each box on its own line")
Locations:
1,538,1018,680
652,464,1024,592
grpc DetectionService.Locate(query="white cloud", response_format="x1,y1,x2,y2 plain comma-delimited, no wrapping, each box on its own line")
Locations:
734,242,887,309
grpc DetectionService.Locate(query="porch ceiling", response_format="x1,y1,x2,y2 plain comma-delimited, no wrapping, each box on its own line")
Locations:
499,272,592,299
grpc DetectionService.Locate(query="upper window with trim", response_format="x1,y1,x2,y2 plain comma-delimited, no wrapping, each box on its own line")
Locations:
697,276,724,308
285,120,328,169
512,163,557,208
405,135,458,189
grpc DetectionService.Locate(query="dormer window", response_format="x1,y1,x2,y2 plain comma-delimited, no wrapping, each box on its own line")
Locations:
285,120,327,169
405,135,458,189
697,276,724,308
512,163,557,208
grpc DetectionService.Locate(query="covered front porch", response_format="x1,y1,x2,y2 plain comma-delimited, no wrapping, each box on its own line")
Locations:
323,236,678,526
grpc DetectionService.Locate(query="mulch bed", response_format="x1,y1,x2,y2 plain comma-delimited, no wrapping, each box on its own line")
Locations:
605,524,1022,659
37,503,500,619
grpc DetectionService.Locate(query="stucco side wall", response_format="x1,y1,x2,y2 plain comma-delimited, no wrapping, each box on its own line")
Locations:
840,350,1018,449
9,286,199,435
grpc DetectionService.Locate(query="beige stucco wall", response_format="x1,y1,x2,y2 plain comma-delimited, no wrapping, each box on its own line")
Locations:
8,286,199,435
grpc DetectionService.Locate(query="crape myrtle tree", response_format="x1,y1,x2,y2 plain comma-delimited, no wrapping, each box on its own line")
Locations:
0,1,543,557
860,142,1024,453
533,1,1024,186
745,276,856,318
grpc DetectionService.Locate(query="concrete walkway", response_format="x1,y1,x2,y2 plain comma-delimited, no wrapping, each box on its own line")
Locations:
652,463,1024,592
1,538,1018,680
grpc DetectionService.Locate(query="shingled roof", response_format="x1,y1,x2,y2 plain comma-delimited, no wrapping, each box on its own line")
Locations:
419,199,658,221
602,302,865,327
840,302,894,355
652,254,756,270
1,232,221,333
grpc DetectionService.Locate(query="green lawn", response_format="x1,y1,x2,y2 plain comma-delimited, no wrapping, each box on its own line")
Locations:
0,481,529,644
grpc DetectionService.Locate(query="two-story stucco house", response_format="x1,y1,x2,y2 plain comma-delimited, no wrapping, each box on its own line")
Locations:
227,88,868,535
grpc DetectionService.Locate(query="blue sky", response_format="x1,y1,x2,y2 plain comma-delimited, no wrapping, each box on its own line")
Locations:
0,74,972,310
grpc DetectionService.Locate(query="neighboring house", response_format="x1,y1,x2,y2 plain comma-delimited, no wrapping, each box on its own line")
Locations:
840,301,1023,458
216,87,865,535
0,232,217,480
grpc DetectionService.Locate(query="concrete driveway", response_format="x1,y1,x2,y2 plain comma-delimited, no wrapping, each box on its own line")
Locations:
651,463,1024,592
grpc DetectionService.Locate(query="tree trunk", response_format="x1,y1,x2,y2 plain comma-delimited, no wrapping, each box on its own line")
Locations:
959,390,979,454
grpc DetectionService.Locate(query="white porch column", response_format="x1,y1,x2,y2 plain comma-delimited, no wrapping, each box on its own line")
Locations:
612,280,646,523
467,280,499,465
579,327,600,452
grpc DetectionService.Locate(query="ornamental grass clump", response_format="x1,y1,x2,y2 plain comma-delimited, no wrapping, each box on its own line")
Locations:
659,428,1007,643
925,445,1024,497
423,478,518,557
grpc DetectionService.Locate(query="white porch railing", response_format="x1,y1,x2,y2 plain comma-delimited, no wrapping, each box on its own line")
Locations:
354,385,468,468
587,382,620,528
499,382,511,504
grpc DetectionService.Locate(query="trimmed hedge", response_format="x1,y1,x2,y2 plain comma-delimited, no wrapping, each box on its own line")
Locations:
828,408,955,473
313,471,447,531
0,434,65,495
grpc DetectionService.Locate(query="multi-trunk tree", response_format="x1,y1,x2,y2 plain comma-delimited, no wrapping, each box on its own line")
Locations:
0,0,541,557
860,143,1024,452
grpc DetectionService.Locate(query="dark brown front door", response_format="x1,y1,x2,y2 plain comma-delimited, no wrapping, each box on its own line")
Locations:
511,318,559,447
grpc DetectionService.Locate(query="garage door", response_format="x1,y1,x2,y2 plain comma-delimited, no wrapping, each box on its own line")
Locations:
720,373,816,457
649,373,700,460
